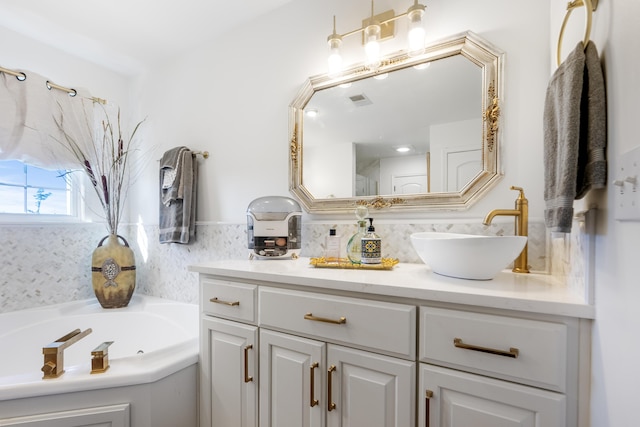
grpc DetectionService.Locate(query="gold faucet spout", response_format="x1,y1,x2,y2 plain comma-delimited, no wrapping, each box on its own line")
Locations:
482,209,521,225
482,186,529,274
42,328,93,379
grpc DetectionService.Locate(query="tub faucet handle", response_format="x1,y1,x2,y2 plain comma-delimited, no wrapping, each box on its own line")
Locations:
41,361,56,375
91,341,114,374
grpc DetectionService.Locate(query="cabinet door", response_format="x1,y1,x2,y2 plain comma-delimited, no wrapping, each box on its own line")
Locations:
327,345,415,427
0,404,130,427
200,317,258,427
260,329,326,427
419,364,566,427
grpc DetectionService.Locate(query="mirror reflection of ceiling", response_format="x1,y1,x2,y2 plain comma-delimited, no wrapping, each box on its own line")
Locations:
304,55,482,167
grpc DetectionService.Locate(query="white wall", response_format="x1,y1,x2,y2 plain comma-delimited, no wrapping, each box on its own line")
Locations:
549,0,640,425
130,0,550,224
304,143,353,198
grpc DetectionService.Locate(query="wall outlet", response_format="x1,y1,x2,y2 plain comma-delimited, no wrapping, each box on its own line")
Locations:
614,146,640,221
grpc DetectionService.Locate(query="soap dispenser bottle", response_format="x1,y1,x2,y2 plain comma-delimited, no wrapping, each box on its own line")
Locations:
361,218,381,265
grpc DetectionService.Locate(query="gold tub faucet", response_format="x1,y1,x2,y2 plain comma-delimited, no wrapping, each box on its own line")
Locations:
41,328,93,379
91,341,114,374
482,186,530,273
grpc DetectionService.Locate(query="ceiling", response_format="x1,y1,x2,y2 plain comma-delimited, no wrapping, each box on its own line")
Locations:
0,0,295,74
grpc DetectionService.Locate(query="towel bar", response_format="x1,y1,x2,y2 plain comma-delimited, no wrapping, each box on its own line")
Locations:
556,0,598,66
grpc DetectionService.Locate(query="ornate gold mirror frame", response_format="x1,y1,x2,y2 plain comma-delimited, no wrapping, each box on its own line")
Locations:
289,31,504,213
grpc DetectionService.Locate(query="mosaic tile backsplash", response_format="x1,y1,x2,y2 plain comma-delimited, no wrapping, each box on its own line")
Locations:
0,217,588,313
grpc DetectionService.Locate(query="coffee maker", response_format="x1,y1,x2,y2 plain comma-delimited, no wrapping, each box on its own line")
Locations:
247,196,302,259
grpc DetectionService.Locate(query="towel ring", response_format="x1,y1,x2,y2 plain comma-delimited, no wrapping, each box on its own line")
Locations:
557,0,598,66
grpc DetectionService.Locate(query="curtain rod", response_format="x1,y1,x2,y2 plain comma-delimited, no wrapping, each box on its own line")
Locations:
0,64,107,104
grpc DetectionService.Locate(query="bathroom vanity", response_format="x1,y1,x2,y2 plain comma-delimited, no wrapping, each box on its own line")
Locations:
190,258,593,427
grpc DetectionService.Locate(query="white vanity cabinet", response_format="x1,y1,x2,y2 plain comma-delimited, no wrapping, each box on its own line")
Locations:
258,287,416,427
260,329,415,427
417,306,576,427
193,259,593,427
199,278,259,427
199,278,416,427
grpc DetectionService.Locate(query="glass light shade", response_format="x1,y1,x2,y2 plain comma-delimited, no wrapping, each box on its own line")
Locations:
407,4,426,57
327,36,343,77
364,24,381,70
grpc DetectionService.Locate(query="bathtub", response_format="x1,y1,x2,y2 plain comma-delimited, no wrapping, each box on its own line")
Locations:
0,295,198,427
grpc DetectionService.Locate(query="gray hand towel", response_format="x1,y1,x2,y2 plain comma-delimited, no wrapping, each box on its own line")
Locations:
159,147,198,244
576,41,607,199
160,146,188,207
543,41,607,233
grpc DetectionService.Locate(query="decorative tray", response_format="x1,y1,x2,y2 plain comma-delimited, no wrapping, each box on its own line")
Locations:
309,257,399,270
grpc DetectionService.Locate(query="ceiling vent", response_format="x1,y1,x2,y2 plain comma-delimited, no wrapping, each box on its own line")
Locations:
348,93,373,107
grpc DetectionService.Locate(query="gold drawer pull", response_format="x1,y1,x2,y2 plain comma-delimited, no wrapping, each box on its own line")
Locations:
304,312,346,325
327,365,337,411
453,338,519,358
310,362,319,407
210,297,240,306
244,344,253,382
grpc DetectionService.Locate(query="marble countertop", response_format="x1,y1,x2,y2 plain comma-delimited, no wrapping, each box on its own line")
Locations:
189,258,594,319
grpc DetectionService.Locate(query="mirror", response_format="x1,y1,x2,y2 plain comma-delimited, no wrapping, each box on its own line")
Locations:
289,31,504,213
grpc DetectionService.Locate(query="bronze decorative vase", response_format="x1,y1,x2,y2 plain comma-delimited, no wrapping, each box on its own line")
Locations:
91,234,136,308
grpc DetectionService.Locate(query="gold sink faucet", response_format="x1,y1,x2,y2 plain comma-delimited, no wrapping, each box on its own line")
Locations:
482,186,529,273
42,328,93,379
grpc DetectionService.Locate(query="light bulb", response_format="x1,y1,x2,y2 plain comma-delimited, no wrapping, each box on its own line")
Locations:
327,15,343,77
364,24,381,70
407,3,426,57
327,36,343,77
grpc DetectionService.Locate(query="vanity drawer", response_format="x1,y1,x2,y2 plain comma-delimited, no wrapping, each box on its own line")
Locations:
259,287,416,359
420,306,568,392
201,278,257,323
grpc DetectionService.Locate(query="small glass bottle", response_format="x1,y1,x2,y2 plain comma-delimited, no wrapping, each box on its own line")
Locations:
346,206,369,264
361,218,381,265
324,228,341,262
346,220,367,264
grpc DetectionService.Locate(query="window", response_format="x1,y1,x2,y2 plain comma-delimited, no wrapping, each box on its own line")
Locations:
0,160,78,216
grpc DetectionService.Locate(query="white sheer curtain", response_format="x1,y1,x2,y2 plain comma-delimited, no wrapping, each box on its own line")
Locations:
0,69,95,170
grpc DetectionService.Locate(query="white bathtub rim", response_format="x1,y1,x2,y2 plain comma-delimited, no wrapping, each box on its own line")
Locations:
0,295,198,401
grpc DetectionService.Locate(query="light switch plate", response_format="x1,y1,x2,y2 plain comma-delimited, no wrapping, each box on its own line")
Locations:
614,146,640,221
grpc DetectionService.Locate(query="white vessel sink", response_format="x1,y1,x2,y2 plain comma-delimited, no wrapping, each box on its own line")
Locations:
409,232,527,280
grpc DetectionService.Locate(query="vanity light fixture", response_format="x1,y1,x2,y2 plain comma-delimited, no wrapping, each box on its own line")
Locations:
373,72,389,80
326,0,427,75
